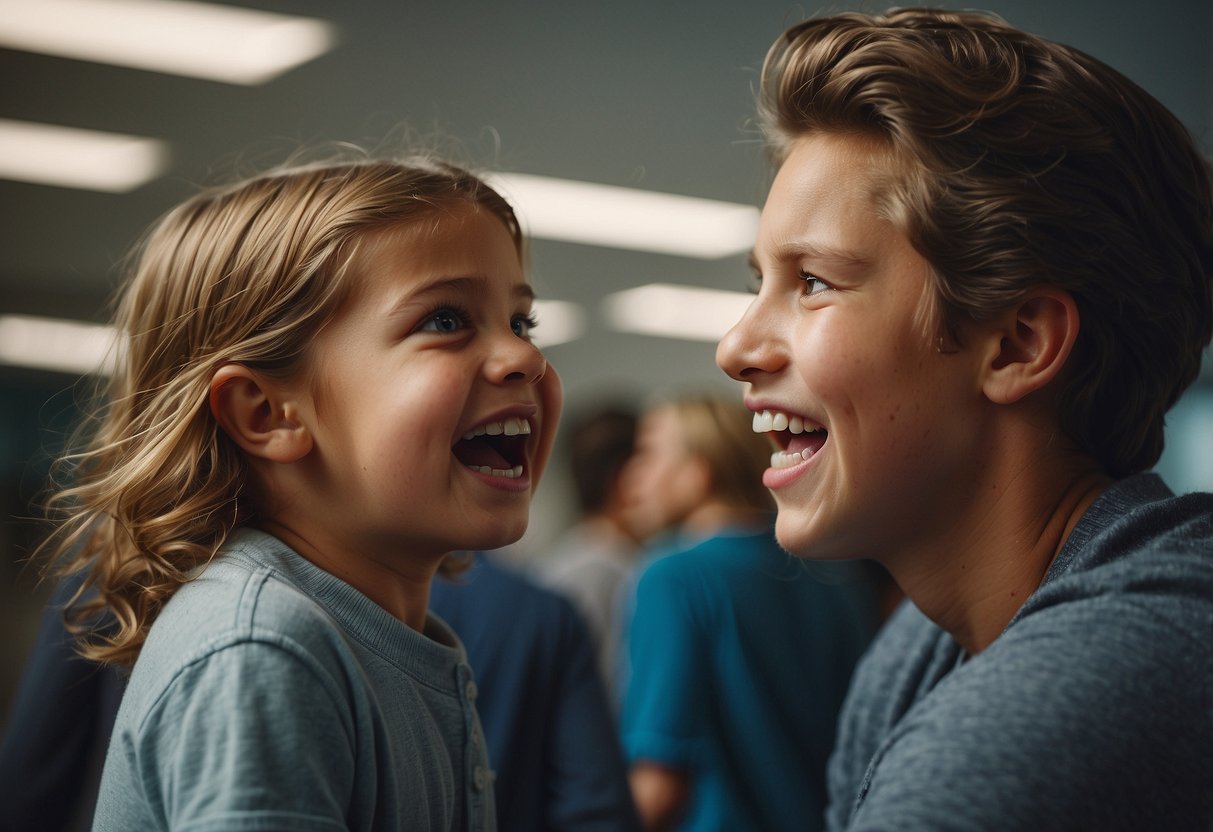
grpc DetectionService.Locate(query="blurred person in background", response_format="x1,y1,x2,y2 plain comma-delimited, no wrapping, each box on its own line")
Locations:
538,404,643,698
0,575,121,832
617,393,879,831
430,551,640,831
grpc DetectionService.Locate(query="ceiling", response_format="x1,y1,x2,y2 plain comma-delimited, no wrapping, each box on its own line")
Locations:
0,1,1210,530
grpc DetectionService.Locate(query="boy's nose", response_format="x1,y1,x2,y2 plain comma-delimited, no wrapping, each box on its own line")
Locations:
716,302,783,381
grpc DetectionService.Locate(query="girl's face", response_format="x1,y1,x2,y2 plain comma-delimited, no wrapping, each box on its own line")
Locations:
619,405,710,541
716,132,991,563
290,203,561,567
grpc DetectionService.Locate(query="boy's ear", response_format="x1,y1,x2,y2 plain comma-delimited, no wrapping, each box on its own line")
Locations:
209,364,313,463
980,288,1080,405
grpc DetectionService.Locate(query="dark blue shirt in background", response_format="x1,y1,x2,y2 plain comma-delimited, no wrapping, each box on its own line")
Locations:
431,551,640,832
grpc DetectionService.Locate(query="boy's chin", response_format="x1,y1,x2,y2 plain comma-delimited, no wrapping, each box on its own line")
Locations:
774,513,832,560
462,517,529,553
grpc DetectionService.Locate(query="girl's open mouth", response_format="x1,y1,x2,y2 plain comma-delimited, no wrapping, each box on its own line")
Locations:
452,417,530,479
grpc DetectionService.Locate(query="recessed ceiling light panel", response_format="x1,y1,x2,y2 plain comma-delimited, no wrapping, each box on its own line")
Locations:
602,283,753,342
0,119,168,192
0,0,337,85
0,314,119,376
488,173,759,259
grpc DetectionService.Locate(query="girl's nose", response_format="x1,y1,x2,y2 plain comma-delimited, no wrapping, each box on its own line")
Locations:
487,333,548,385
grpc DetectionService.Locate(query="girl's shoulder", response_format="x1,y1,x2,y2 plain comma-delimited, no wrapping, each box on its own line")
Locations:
125,544,357,713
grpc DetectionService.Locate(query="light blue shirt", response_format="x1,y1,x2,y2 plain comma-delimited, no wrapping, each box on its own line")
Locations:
93,528,495,831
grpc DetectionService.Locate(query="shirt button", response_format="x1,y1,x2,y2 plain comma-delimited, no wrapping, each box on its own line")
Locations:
466,681,478,701
473,766,487,791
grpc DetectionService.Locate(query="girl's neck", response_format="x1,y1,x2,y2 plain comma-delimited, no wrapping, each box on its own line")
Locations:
255,519,441,633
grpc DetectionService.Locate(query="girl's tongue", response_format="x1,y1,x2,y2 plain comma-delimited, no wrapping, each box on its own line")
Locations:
453,435,519,469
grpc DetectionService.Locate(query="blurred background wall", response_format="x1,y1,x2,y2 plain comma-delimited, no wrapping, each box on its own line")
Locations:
2,0,1210,717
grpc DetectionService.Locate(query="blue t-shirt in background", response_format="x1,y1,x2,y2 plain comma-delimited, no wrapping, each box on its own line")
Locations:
622,528,879,831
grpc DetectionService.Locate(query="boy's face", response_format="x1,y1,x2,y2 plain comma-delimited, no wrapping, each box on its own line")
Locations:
716,133,990,561
297,203,561,562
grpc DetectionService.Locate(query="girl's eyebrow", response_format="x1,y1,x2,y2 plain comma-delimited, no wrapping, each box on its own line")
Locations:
388,275,535,314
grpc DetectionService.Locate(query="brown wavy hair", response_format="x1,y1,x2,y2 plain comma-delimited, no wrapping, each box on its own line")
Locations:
42,154,521,665
759,8,1213,477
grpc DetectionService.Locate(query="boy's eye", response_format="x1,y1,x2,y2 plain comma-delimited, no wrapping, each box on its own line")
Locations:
747,272,762,295
420,308,466,333
801,271,831,296
512,312,540,338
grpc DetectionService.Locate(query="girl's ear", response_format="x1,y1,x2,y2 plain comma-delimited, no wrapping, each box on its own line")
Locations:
209,364,313,463
980,288,1080,405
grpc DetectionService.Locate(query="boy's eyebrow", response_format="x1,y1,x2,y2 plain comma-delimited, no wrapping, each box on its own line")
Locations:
759,241,873,268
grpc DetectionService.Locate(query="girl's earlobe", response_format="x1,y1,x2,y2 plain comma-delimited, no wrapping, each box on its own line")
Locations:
981,290,1080,405
209,364,313,463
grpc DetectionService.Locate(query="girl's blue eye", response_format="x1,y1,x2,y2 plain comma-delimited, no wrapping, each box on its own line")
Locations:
421,308,465,333
512,312,540,338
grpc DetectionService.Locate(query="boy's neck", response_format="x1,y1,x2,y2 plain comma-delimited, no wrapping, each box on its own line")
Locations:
885,458,1111,656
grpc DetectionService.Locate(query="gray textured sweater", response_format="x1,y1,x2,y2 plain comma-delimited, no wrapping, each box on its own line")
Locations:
826,474,1213,831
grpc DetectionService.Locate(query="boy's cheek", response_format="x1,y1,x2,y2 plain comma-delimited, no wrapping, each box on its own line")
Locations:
531,363,564,489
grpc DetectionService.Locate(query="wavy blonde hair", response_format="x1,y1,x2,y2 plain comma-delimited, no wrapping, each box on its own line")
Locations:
42,154,521,666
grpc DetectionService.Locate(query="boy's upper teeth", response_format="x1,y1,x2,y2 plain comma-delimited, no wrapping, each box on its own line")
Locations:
752,409,821,435
463,417,532,441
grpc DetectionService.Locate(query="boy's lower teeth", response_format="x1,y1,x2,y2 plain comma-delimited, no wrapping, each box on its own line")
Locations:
468,464,524,479
770,449,812,469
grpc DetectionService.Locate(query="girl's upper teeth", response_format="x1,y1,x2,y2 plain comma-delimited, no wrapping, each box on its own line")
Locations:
463,417,532,441
752,409,818,435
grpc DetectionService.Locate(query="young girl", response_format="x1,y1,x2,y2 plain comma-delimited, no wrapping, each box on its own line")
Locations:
43,154,562,830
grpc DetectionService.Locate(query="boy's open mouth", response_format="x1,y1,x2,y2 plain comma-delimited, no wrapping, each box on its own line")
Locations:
752,409,827,469
453,417,531,479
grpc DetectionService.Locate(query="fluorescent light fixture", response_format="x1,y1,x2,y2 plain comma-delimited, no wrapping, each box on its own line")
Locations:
0,314,119,376
0,0,336,85
532,299,585,348
487,173,759,259
0,119,168,192
602,283,753,342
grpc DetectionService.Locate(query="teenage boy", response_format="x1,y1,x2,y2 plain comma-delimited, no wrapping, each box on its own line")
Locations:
716,9,1213,830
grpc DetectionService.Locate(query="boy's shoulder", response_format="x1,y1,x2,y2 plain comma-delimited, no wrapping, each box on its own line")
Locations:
832,477,1213,829
1025,474,1213,636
